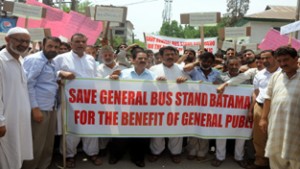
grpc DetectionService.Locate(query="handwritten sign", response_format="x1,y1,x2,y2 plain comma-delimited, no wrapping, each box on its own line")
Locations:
180,12,220,26
94,6,127,22
225,27,250,38
3,1,45,19
280,20,300,35
28,28,51,42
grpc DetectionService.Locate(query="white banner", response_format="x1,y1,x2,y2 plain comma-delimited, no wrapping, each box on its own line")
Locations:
145,34,218,54
280,20,300,35
64,79,253,139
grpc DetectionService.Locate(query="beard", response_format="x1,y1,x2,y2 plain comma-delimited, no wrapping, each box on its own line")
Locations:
44,51,57,59
200,63,211,70
246,57,255,64
9,43,27,56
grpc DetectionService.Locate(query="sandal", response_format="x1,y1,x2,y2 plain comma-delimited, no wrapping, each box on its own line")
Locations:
148,154,159,162
66,157,76,168
171,154,181,164
211,158,223,167
89,155,103,166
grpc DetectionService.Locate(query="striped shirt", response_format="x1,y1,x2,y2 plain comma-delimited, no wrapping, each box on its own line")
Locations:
264,69,300,161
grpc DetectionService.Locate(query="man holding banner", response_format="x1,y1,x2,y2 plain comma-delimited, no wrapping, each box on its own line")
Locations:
149,46,190,164
53,33,101,168
109,50,158,167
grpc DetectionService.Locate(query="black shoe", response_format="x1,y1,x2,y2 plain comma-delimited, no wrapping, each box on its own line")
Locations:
99,148,107,157
133,160,145,167
108,156,119,164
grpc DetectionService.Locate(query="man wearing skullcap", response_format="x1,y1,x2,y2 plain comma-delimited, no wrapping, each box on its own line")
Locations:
0,27,33,169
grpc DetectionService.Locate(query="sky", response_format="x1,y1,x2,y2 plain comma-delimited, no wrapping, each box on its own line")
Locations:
90,0,298,40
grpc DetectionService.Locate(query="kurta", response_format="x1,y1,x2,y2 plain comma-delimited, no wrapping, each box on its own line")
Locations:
0,48,33,169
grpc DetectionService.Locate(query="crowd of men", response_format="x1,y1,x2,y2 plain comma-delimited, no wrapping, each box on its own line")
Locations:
0,27,299,169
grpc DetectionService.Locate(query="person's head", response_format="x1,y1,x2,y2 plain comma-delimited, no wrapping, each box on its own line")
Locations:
70,33,87,56
225,48,235,58
42,37,61,60
154,52,162,65
85,45,97,58
184,48,196,64
199,52,215,70
274,46,298,75
130,45,144,57
118,43,127,50
132,51,148,69
259,50,276,70
145,49,154,68
59,42,71,54
225,57,241,76
243,49,256,64
5,27,31,58
99,45,115,65
255,55,264,71
159,46,177,67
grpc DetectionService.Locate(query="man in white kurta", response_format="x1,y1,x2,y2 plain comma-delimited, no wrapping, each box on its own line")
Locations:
0,27,33,169
53,33,102,167
260,46,300,169
149,46,190,164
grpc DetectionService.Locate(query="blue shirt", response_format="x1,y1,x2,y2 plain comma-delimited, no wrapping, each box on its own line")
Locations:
189,67,221,82
120,67,157,80
23,51,58,111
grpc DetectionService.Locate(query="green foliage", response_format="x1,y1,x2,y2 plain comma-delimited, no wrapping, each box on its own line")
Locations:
159,20,222,39
78,0,92,13
226,0,250,26
61,4,70,13
130,39,146,49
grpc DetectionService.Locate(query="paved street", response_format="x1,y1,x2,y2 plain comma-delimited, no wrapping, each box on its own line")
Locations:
49,150,245,169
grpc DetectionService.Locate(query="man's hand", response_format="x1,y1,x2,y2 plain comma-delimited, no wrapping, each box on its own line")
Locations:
183,62,196,72
176,76,188,83
32,108,44,123
216,82,228,94
111,70,121,76
156,76,166,81
0,126,6,137
59,71,75,80
259,118,268,133
109,74,119,80
247,111,253,122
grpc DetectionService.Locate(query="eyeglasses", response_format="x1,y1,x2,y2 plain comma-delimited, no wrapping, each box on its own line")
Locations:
10,37,31,44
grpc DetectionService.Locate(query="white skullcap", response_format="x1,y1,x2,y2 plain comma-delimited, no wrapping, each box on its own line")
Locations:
6,27,30,37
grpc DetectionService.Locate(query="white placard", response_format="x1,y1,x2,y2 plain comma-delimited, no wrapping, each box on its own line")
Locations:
12,2,43,19
244,43,258,51
222,41,234,51
225,27,247,38
94,6,126,22
59,35,69,43
280,20,300,35
28,28,45,42
189,12,219,26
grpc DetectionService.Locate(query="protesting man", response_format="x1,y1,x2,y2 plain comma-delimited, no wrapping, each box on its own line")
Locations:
0,27,33,169
54,33,101,168
149,46,190,164
109,50,158,167
259,46,300,169
21,37,61,169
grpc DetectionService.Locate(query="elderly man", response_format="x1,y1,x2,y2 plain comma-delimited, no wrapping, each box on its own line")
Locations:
0,27,33,169
21,37,61,169
260,46,300,169
54,33,101,168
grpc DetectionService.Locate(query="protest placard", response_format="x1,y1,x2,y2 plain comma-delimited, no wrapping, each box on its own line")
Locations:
3,1,46,20
28,28,51,42
180,12,220,26
94,5,127,23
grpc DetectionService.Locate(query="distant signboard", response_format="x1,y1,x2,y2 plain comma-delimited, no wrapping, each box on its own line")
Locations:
28,28,51,42
224,27,250,38
94,6,127,22
3,1,46,19
180,12,220,26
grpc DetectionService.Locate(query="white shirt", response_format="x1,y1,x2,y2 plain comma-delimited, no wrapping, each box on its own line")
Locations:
150,63,191,80
227,68,259,85
253,67,281,103
0,48,33,169
97,63,127,78
54,50,98,78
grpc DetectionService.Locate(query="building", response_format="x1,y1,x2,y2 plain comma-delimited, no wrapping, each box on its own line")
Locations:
237,5,296,44
110,20,134,44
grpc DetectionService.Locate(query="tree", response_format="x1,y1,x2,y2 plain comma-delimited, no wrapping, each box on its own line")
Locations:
226,0,249,26
159,21,184,38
